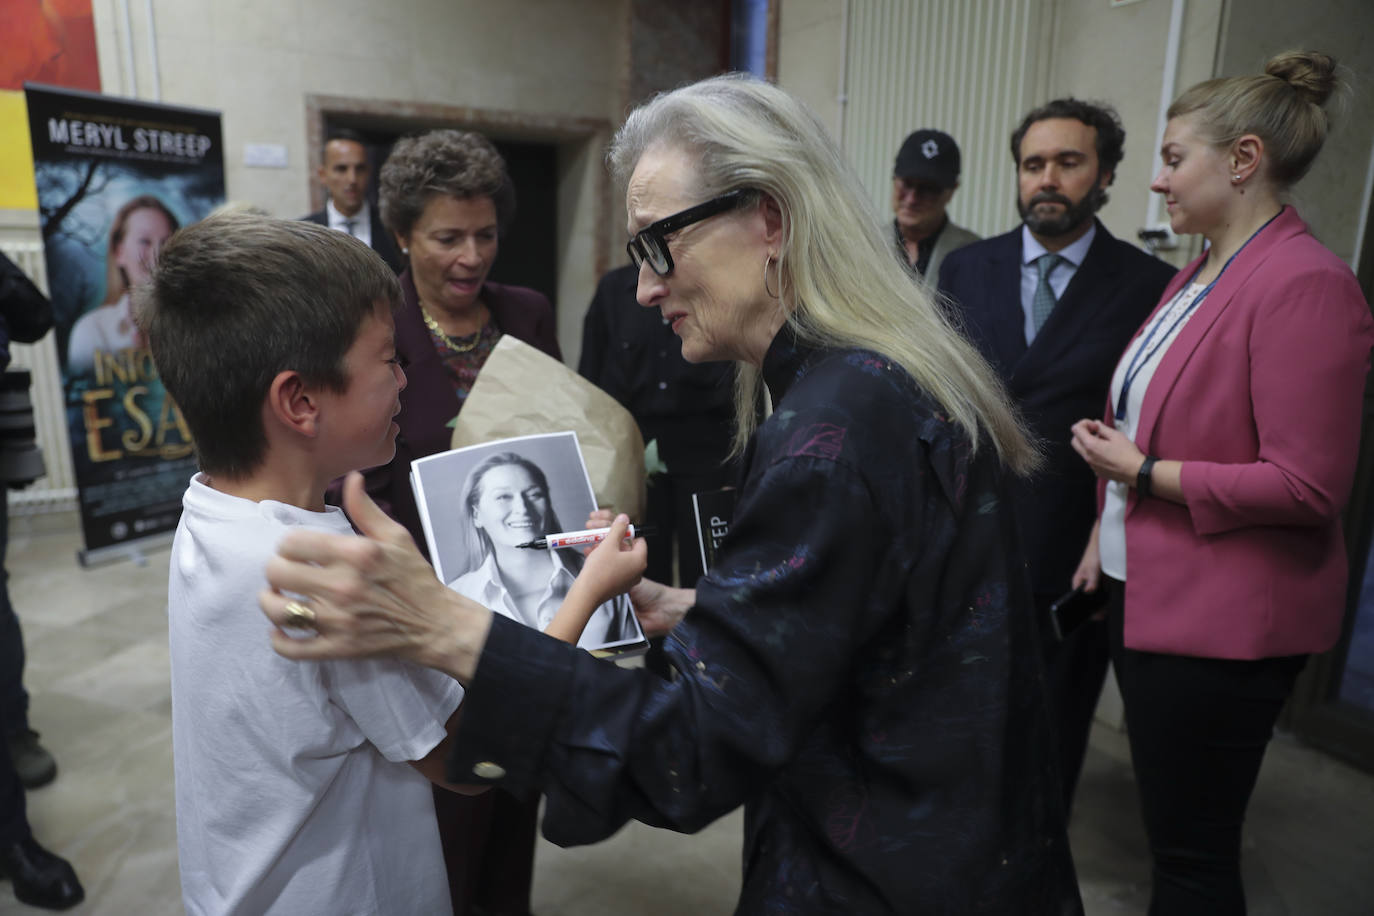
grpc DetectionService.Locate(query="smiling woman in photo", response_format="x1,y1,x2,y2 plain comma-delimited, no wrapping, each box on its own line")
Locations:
446,452,635,651
67,194,178,373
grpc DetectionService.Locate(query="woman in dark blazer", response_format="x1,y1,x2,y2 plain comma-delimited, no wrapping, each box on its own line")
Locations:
369,128,558,916
1070,51,1374,914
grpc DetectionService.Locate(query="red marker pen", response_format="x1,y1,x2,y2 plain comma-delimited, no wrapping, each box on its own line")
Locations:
516,524,651,550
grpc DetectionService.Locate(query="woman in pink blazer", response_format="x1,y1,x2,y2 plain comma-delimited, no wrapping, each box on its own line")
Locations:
1070,51,1374,914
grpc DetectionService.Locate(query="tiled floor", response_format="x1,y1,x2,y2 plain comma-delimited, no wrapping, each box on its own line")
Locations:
4,508,1374,915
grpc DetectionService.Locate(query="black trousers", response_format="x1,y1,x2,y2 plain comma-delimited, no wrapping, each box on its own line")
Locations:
434,785,539,916
0,491,28,734
0,493,29,845
1036,590,1110,814
0,722,26,845
1107,579,1305,915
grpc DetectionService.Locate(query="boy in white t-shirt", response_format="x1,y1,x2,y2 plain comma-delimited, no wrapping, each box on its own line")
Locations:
139,214,637,915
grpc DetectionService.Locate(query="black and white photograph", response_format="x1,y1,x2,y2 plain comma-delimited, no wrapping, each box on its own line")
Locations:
410,431,646,656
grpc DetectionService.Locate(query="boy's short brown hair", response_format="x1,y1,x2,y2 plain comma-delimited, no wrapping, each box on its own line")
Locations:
136,213,401,478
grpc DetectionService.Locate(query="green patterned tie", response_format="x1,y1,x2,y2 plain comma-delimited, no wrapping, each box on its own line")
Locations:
1032,253,1064,332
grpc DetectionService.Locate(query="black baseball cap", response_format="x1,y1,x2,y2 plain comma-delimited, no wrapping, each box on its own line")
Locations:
894,129,961,188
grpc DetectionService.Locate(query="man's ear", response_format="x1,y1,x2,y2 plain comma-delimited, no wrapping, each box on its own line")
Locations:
1097,169,1114,190
267,370,321,438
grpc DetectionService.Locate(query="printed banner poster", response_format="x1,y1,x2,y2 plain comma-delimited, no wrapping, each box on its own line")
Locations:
24,83,224,554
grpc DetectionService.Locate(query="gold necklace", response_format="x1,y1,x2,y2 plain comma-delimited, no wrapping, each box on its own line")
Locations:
419,302,484,353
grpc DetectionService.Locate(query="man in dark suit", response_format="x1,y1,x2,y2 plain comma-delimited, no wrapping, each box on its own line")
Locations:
301,129,405,274
938,99,1175,813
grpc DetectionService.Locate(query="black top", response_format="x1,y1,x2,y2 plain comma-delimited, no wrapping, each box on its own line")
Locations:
450,328,1080,913
0,252,54,368
577,265,734,475
894,216,947,278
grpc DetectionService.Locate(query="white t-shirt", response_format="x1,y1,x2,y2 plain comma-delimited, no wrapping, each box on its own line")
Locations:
1099,281,1207,580
169,474,463,916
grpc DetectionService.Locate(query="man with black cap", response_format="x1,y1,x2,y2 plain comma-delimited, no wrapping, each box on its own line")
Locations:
891,128,979,282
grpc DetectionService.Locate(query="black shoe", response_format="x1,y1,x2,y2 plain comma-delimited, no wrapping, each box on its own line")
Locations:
6,730,57,789
0,836,85,910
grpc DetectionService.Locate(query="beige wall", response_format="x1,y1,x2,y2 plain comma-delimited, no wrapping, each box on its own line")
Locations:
1043,0,1224,268
777,0,845,139
88,0,630,357
1215,0,1374,266
773,0,1225,265
778,0,1372,274
28,0,1371,358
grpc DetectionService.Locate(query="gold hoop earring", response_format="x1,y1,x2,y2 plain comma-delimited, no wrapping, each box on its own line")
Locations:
763,255,780,300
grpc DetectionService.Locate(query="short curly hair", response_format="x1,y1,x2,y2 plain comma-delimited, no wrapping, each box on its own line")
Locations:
1009,98,1126,184
379,129,516,239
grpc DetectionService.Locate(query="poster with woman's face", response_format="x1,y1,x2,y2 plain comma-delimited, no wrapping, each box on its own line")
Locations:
25,84,225,556
410,431,647,656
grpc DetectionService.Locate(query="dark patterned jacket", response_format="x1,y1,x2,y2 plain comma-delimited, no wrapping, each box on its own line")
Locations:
450,329,1081,914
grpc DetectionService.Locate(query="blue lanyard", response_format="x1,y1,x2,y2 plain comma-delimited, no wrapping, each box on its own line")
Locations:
1114,211,1281,422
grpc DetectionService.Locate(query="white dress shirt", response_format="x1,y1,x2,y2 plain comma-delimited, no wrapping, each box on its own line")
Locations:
326,199,372,248
447,550,632,651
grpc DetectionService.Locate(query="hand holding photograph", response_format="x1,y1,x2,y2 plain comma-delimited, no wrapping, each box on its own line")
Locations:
410,431,647,657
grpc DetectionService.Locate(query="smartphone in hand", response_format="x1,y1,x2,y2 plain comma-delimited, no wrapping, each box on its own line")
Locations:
1048,585,1109,641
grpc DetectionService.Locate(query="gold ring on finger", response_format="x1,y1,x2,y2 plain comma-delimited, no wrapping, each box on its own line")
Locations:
282,600,317,630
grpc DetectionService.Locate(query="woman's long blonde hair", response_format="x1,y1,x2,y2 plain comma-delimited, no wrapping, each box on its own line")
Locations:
610,74,1038,475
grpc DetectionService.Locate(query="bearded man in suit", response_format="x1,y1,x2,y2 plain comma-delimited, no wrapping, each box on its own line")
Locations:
938,99,1175,813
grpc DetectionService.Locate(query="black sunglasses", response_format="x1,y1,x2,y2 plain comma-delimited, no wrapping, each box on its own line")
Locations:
626,189,752,277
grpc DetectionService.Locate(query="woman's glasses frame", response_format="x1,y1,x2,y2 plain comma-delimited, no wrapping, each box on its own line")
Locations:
626,188,753,277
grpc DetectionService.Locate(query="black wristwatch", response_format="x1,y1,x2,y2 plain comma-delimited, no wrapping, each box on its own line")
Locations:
1136,455,1159,498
